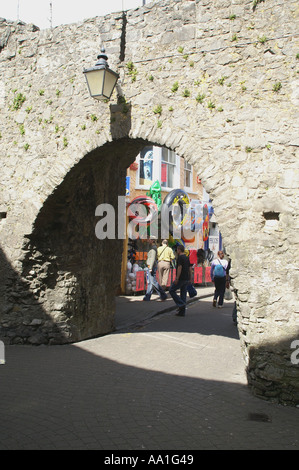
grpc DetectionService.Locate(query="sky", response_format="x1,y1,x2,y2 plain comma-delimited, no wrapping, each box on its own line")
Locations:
0,0,144,29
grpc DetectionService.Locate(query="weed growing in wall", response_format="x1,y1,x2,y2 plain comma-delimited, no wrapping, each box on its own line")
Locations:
171,82,179,93
11,92,26,111
273,82,282,92
126,61,138,82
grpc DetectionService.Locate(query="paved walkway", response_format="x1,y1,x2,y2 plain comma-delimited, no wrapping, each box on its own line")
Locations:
0,287,298,450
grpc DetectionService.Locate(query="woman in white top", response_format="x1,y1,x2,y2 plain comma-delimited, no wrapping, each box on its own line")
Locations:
211,251,228,308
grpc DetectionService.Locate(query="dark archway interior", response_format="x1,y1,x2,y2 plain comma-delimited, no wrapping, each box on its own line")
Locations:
20,137,147,342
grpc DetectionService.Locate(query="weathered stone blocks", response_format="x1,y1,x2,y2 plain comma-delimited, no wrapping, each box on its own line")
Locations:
0,0,298,405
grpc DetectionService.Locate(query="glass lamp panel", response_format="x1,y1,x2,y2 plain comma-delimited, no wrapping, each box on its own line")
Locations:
85,69,105,99
103,70,118,99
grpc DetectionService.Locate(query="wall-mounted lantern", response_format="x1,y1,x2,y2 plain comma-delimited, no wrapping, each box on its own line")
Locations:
83,47,119,101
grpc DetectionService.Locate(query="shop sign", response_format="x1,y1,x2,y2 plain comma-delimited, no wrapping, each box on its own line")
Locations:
136,270,145,291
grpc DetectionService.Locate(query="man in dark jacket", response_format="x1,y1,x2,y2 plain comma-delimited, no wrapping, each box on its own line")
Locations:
169,244,191,316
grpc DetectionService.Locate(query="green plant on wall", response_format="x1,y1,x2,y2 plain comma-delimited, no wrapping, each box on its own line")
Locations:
171,81,179,93
258,35,268,44
126,61,138,82
153,105,162,115
11,92,26,111
273,82,282,92
195,93,205,103
218,77,227,85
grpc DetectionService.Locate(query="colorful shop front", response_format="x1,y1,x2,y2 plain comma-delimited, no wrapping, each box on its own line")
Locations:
120,146,222,295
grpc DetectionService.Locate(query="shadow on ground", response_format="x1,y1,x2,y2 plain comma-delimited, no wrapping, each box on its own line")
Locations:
0,325,298,450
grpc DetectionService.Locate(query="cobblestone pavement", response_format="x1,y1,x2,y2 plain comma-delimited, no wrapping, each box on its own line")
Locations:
0,296,298,450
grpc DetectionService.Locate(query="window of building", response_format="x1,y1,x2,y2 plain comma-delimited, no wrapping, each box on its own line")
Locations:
161,148,177,189
184,159,192,191
138,146,154,186
135,146,180,190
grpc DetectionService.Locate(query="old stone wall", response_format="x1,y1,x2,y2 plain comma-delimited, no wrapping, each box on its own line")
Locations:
0,0,298,405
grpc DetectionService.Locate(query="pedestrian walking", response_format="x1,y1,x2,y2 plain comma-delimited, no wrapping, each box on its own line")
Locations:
143,238,167,301
157,239,175,291
169,244,192,316
184,248,197,298
211,250,228,308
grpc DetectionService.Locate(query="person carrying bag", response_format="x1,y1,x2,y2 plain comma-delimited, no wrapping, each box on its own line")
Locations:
211,251,228,308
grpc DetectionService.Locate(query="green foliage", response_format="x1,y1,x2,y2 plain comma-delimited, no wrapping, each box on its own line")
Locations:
182,89,190,98
38,90,45,96
273,82,282,92
258,35,268,44
195,93,205,104
12,93,26,111
24,143,30,151
153,105,162,115
171,81,179,92
126,61,138,82
218,77,226,85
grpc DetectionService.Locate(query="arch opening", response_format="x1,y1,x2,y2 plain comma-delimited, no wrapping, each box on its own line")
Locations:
17,136,229,345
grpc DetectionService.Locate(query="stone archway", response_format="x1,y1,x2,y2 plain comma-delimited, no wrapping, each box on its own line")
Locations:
0,0,298,404
18,138,147,343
